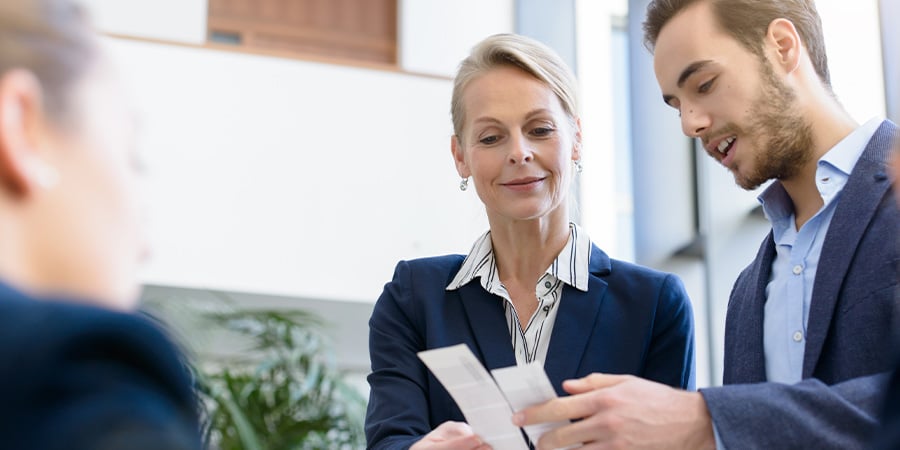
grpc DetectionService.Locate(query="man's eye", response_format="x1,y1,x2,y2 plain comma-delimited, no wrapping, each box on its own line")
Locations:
698,77,716,93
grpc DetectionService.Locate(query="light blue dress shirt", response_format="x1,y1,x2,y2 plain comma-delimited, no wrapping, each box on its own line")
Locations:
711,118,882,449
759,117,881,384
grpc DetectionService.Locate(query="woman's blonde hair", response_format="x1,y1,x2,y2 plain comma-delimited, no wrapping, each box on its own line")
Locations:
0,0,98,124
450,33,579,142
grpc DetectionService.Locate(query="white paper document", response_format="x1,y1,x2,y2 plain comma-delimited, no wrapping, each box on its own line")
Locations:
492,363,570,444
417,344,563,450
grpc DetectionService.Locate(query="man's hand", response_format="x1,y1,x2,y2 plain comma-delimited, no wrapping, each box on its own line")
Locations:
410,421,492,450
512,374,715,450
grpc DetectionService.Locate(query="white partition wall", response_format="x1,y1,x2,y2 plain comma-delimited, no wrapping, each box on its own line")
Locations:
399,0,514,76
105,37,489,303
817,0,886,121
80,0,208,44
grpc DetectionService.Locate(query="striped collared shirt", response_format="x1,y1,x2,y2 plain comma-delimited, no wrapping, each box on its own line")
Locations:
446,224,592,365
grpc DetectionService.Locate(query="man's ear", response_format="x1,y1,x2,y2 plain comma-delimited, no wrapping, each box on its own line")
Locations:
0,69,51,198
450,134,470,179
766,18,803,74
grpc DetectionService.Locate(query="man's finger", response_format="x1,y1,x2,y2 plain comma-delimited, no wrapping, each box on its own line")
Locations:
563,373,631,394
513,391,607,426
535,417,613,450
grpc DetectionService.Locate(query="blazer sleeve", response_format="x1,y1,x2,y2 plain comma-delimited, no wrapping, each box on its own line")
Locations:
870,364,900,449
20,309,202,450
700,372,889,449
365,260,432,450
642,274,697,390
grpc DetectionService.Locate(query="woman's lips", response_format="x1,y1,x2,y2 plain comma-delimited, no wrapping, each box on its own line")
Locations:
501,177,545,191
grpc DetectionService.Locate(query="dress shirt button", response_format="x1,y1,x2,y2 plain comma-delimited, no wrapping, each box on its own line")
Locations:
792,265,803,275
544,281,552,289
792,331,803,342
820,176,830,184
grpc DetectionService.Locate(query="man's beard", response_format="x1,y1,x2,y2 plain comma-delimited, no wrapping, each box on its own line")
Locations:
730,60,814,190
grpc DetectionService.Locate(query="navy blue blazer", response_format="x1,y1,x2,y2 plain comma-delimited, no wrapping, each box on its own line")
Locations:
0,282,202,450
870,358,900,449
365,244,695,449
701,121,900,449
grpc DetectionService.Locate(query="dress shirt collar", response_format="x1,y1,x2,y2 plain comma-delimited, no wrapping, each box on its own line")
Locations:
446,223,592,293
758,117,882,240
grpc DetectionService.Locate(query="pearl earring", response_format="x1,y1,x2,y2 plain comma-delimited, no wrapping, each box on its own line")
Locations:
459,177,469,191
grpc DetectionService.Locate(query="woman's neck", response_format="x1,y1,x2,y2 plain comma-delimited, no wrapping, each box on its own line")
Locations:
487,208,571,286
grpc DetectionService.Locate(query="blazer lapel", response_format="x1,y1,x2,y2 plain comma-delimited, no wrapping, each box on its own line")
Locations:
543,245,611,395
726,234,775,383
803,121,896,378
457,283,517,370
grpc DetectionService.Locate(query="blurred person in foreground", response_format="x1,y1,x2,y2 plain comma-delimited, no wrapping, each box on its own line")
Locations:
513,0,899,448
365,33,696,450
0,1,201,449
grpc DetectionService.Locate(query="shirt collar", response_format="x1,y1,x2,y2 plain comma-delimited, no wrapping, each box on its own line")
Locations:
758,117,882,237
446,223,592,293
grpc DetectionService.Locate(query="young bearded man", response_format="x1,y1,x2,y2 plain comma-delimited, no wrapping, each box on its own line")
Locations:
513,1,899,448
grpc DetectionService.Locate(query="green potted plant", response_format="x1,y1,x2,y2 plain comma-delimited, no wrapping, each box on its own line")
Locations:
197,309,366,450
142,294,366,450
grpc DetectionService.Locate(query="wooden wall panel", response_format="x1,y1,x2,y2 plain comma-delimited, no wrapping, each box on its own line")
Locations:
208,0,397,64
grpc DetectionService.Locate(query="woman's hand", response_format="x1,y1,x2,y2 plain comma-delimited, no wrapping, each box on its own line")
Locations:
410,421,492,450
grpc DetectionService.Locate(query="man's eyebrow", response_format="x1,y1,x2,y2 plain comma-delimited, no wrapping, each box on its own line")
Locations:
677,60,713,88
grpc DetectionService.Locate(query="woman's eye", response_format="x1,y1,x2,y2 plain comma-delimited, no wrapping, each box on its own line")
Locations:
479,135,499,145
531,126,555,137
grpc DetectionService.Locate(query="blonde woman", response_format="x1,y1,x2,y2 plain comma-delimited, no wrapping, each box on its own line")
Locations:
365,33,696,450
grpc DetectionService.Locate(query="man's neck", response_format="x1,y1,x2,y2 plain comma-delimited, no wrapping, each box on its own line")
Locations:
779,103,858,229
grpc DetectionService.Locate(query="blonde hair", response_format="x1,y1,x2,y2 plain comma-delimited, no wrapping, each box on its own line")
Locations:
451,33,579,142
0,0,98,124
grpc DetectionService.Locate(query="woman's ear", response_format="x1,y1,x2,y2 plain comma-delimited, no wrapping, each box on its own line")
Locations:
766,18,802,74
572,117,583,161
0,69,54,198
451,134,470,178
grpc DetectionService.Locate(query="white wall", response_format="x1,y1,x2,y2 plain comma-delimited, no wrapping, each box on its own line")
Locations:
576,0,620,257
818,0,886,121
103,37,489,303
399,0,515,77
81,0,207,44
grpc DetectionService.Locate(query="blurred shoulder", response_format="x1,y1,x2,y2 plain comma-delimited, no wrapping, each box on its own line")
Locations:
0,285,184,367
0,283,201,449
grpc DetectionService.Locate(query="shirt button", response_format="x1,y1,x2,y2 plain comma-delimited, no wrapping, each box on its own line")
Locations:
792,265,803,275
793,331,803,342
820,176,830,184
544,281,552,289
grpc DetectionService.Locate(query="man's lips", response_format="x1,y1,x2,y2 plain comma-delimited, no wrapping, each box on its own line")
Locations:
704,135,736,155
703,135,737,166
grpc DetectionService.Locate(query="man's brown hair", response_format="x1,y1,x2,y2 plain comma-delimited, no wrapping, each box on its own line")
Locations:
642,0,831,88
